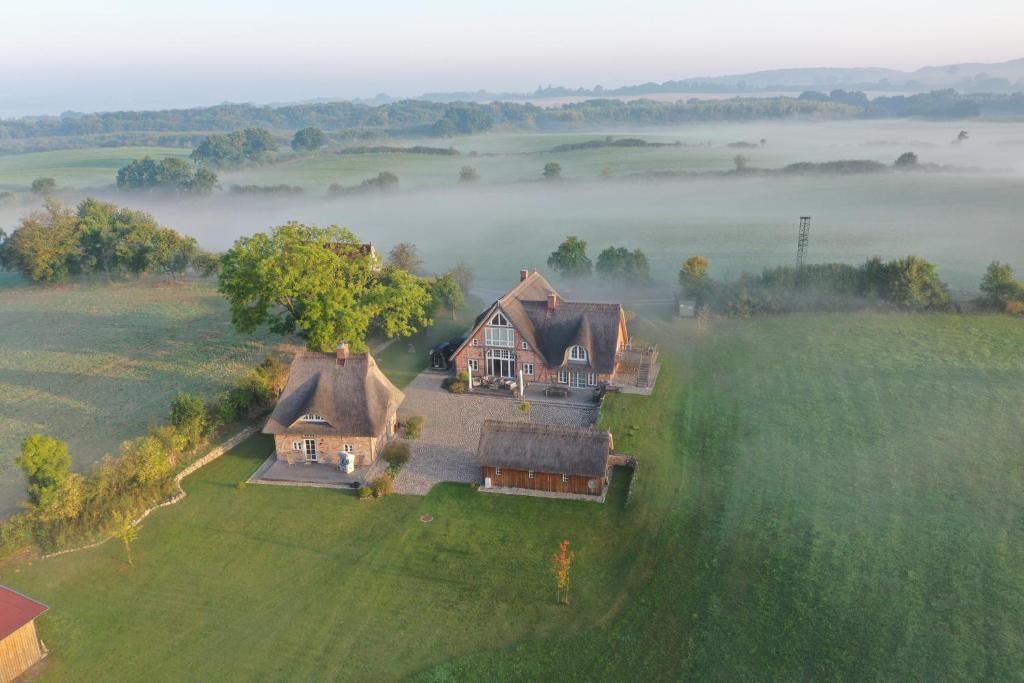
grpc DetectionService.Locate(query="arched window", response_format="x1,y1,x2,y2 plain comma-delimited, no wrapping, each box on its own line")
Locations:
569,345,588,362
485,310,514,347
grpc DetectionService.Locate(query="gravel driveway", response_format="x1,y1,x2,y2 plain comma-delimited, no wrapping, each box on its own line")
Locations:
394,372,598,495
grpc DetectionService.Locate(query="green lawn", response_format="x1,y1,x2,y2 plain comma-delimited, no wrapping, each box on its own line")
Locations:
0,147,190,192
3,313,1023,681
0,276,280,515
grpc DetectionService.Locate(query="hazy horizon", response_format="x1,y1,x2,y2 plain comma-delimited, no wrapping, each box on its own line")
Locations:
2,0,1023,118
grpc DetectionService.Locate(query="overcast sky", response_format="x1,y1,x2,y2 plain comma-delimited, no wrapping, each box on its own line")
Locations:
2,0,1021,117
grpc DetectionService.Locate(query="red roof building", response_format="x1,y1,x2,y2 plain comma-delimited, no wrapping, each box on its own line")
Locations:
0,586,48,682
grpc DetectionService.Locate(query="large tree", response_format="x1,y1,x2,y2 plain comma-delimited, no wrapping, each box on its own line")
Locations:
979,261,1024,310
16,434,77,514
291,126,326,152
596,246,651,284
388,242,423,274
5,199,81,282
218,223,433,352
679,255,709,299
547,236,592,279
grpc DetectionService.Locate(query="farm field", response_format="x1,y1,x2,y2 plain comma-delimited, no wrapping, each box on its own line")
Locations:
0,146,190,193
3,312,1023,680
0,275,280,515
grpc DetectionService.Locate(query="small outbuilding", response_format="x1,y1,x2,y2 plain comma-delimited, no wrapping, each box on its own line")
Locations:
263,344,404,472
0,585,48,683
477,420,612,497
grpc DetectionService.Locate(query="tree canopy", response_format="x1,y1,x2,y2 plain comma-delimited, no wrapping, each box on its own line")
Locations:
191,127,278,167
596,246,651,284
4,198,213,283
679,255,710,298
218,223,433,352
547,236,592,279
388,242,423,274
116,157,217,194
291,126,326,152
543,162,562,179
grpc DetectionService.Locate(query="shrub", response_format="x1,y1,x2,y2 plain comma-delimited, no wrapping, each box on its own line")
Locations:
404,416,424,439
371,475,393,498
382,441,410,466
442,373,468,394
468,482,479,491
171,393,207,449
519,401,532,413
358,486,373,500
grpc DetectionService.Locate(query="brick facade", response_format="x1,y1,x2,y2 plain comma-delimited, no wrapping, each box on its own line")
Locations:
273,407,397,468
451,310,626,387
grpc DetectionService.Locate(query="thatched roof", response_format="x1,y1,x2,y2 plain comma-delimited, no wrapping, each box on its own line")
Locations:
460,271,624,374
263,351,403,437
476,420,611,477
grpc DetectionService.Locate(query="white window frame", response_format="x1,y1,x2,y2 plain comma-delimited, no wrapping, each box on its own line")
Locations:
521,341,528,350
562,473,569,483
291,441,303,451
301,413,328,422
569,345,588,362
528,470,535,479
558,370,569,384
587,372,596,386
486,348,516,378
468,358,479,372
471,338,479,347
342,444,354,453
484,312,514,348
495,467,502,476
522,363,534,376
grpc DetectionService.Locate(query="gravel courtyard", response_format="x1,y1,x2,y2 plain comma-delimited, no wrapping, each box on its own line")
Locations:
394,372,598,494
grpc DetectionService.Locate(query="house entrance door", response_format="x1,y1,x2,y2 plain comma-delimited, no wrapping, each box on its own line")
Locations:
304,438,318,462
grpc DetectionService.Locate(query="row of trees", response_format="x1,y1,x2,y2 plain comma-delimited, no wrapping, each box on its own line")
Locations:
678,255,954,315
116,156,218,194
547,236,651,284
217,225,468,353
0,198,217,283
327,171,400,196
1,358,287,556
191,127,278,167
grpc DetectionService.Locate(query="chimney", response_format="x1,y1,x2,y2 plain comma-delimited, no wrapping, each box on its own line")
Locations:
336,342,349,366
547,293,558,315
519,268,530,282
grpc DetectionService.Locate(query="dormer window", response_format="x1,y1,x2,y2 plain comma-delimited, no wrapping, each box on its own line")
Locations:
569,345,588,362
485,310,514,348
301,413,328,423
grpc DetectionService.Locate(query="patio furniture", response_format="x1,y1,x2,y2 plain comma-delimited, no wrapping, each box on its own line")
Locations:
544,385,570,398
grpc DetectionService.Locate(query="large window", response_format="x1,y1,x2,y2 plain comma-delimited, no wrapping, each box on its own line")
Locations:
569,345,588,362
485,312,514,348
486,348,516,378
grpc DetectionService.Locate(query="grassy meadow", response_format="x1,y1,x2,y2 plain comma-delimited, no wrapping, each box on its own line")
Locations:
2,312,1023,680
0,275,280,515
0,146,190,193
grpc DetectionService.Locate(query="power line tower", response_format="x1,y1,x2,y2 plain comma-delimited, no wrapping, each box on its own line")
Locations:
795,216,811,281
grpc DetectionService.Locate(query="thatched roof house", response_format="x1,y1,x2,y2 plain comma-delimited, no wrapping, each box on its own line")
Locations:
477,420,613,496
262,345,403,469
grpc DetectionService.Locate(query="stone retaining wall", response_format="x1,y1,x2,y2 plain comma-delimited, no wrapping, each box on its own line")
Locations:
42,425,258,560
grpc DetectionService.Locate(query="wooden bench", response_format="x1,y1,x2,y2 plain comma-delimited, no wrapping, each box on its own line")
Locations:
543,385,570,398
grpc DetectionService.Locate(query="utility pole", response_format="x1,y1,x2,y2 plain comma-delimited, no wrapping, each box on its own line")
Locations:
796,216,811,283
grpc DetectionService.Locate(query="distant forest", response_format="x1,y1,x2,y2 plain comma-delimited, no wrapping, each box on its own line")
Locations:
1,90,1023,153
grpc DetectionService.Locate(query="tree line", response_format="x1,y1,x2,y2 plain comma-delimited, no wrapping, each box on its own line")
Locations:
678,255,1024,316
10,90,1021,153
0,198,217,283
547,236,652,284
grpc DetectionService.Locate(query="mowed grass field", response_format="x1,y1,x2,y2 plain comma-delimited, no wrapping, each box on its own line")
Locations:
0,274,279,515
0,146,190,192
3,312,1023,680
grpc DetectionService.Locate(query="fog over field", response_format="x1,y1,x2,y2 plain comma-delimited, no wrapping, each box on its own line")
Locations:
2,118,1023,295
